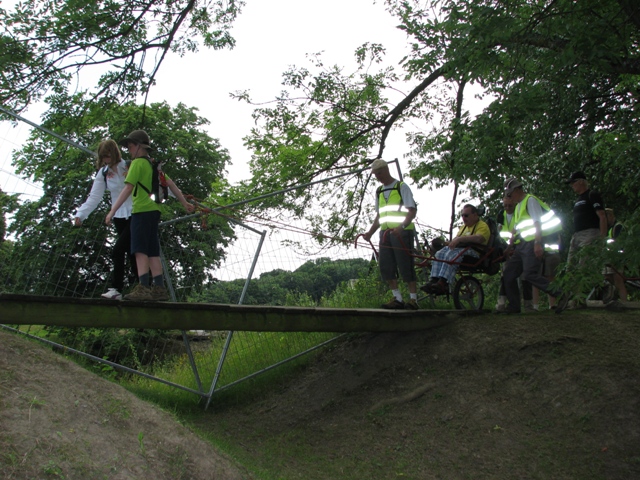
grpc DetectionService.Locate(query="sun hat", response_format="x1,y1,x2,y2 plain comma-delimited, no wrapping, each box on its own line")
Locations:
119,130,152,149
504,177,523,195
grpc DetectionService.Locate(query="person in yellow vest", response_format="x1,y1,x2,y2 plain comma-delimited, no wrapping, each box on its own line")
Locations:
501,178,568,314
422,204,490,295
495,195,534,312
362,159,418,310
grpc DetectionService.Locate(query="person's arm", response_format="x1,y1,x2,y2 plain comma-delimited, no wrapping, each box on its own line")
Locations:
74,171,106,226
391,206,417,235
363,214,380,241
166,177,195,213
105,183,134,225
597,209,607,237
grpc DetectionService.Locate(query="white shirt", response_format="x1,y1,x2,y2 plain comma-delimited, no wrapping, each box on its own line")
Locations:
75,160,133,221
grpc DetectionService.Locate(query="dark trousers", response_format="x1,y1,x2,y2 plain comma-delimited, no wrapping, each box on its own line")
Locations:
503,241,558,312
112,217,137,291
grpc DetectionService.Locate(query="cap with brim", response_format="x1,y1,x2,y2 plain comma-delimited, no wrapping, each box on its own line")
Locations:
370,159,388,172
504,177,523,195
119,130,152,150
564,171,586,184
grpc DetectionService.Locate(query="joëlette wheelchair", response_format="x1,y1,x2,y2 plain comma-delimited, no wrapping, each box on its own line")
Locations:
415,238,503,310
355,229,504,311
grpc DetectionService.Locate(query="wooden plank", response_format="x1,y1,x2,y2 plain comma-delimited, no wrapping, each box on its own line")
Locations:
0,294,469,332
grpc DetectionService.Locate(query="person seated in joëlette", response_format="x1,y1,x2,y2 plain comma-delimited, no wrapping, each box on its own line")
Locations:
422,204,490,295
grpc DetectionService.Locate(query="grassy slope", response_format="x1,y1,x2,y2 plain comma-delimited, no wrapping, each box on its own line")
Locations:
183,308,640,480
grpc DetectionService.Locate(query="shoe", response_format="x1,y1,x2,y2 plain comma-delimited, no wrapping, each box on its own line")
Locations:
555,293,570,314
523,300,536,312
381,298,405,310
428,280,448,295
405,299,419,310
150,285,170,301
101,288,122,300
494,303,506,313
124,284,154,301
495,309,519,315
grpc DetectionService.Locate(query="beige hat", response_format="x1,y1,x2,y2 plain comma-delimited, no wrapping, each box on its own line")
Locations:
504,177,523,195
370,159,388,172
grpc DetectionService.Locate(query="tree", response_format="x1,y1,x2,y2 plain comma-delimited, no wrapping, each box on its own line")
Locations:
5,100,234,297
237,0,640,237
0,0,243,112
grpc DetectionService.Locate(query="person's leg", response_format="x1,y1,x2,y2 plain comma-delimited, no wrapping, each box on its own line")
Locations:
503,246,525,313
125,212,155,301
110,217,128,292
379,230,403,307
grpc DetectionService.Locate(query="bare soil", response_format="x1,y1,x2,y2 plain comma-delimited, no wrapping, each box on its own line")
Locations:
2,307,640,480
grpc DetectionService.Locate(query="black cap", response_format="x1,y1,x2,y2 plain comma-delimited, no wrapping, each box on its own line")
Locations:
564,171,586,184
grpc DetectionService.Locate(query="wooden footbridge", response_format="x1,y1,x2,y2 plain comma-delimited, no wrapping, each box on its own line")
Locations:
0,294,472,332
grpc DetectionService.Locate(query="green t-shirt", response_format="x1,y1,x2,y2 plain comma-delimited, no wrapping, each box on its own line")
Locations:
125,157,161,214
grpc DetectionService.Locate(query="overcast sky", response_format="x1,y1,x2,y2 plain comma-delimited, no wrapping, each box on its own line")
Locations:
1,0,472,233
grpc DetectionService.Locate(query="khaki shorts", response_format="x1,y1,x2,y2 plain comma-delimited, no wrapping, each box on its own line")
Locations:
541,253,560,277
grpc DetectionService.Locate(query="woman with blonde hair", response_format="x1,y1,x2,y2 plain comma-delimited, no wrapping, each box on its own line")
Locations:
74,139,136,299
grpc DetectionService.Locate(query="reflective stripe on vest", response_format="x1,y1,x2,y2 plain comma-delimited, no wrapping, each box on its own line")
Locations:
500,212,517,243
514,194,562,242
378,182,415,230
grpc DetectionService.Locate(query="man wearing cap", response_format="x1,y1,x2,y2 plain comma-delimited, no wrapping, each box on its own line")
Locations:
501,178,567,313
565,171,607,265
106,129,195,301
362,159,419,310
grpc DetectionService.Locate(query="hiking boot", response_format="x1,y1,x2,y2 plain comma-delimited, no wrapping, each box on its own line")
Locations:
381,298,405,310
405,299,419,310
124,284,154,301
150,285,170,301
101,288,122,300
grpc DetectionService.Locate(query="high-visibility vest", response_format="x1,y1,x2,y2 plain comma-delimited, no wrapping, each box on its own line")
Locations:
514,194,562,251
377,182,415,231
499,211,517,243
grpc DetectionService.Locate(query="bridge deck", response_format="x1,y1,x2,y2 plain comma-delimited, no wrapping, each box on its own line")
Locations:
0,294,474,332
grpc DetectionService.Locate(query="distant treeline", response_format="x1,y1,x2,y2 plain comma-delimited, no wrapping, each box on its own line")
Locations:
192,257,373,305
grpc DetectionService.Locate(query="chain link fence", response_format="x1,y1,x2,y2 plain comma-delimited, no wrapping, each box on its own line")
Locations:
0,110,377,407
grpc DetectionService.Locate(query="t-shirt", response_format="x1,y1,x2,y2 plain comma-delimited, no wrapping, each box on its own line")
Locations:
573,189,604,232
456,219,491,246
125,157,161,214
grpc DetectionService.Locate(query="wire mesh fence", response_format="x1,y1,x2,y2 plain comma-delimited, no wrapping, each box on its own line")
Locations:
0,113,375,406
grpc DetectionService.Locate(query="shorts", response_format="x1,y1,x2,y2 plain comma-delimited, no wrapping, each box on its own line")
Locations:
541,253,561,277
130,210,161,257
378,229,417,282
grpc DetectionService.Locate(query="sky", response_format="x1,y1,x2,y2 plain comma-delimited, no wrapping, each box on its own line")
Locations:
0,0,480,234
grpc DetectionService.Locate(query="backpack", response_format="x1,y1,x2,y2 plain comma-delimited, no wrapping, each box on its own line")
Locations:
481,215,507,276
134,157,169,203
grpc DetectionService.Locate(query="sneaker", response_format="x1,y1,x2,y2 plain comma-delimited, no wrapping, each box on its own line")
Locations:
101,288,122,300
523,301,537,312
381,298,405,309
494,303,506,313
150,285,170,301
124,284,154,301
405,299,419,310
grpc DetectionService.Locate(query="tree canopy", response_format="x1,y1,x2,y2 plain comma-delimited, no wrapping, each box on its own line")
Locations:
0,0,243,112
236,0,640,237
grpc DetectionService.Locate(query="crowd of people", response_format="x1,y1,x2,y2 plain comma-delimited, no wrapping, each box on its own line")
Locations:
364,160,626,312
